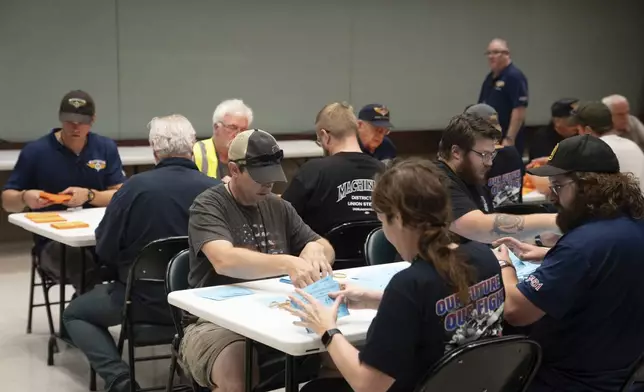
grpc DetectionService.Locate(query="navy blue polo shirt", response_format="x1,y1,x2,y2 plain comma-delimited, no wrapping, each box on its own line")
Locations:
478,63,529,153
517,216,644,391
358,136,397,161
4,129,126,212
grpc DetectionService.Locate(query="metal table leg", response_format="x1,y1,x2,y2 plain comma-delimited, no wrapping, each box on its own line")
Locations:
245,338,254,392
285,354,297,392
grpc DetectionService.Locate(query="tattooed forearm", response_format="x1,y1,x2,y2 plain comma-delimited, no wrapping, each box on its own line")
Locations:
491,214,526,236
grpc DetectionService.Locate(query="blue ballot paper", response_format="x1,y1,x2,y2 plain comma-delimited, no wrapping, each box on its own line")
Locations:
197,286,254,301
291,276,350,333
508,249,540,281
350,263,409,291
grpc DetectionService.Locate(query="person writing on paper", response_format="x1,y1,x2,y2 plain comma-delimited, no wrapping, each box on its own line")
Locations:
193,99,253,182
1,90,125,291
181,129,335,391
63,114,219,392
284,158,505,392
494,135,644,391
436,114,558,244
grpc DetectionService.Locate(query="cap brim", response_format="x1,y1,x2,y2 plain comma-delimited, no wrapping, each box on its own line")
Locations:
527,164,570,177
59,113,93,124
369,120,394,129
247,163,287,184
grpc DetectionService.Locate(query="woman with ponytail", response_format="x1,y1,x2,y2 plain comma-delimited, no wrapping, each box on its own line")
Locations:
286,158,505,392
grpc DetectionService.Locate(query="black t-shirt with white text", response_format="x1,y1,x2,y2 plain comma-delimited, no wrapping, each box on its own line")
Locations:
282,152,384,235
359,241,504,391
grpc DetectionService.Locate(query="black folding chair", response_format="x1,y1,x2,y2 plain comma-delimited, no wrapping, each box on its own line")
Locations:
89,236,189,392
26,245,57,335
620,354,644,392
414,335,541,392
325,220,381,269
364,228,398,266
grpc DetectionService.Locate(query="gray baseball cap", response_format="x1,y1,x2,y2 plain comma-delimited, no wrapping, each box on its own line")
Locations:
228,129,287,184
465,104,501,131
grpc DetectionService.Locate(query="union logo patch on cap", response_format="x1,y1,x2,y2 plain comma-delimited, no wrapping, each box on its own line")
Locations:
373,106,389,116
69,98,87,108
548,144,559,161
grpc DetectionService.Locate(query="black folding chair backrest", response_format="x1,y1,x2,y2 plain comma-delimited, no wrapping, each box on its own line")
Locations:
620,354,644,392
364,228,398,266
495,203,551,215
414,335,541,392
324,220,381,269
165,249,191,339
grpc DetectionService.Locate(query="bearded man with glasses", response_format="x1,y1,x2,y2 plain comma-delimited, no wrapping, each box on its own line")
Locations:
436,114,558,244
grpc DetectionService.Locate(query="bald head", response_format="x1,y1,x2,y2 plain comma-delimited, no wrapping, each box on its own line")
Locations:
486,38,511,74
603,94,630,131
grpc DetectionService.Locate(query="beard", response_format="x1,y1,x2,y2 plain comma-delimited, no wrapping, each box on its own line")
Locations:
554,199,587,234
457,156,489,186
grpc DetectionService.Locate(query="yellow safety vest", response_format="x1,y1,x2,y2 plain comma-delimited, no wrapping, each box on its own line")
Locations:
193,138,220,179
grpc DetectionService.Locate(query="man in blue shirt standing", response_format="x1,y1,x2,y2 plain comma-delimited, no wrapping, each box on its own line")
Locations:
357,103,396,162
478,39,529,154
63,114,220,392
495,135,644,391
1,90,126,290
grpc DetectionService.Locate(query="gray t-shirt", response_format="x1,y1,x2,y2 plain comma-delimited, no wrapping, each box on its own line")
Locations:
187,183,320,289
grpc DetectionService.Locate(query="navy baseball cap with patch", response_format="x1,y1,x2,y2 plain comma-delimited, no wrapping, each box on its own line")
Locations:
551,98,579,118
464,103,501,131
358,104,394,128
228,129,287,183
59,90,95,124
527,134,619,177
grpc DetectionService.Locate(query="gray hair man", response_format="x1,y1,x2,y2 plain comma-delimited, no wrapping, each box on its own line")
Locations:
63,114,219,392
193,99,254,181
602,94,644,150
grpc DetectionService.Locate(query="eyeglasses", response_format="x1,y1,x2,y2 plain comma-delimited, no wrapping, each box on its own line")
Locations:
484,50,509,56
549,181,574,197
219,122,245,133
469,149,498,162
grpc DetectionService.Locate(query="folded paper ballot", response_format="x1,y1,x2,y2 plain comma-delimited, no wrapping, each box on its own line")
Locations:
509,249,540,281
350,263,409,291
291,276,350,333
51,221,90,229
29,215,67,223
39,192,72,204
197,286,254,301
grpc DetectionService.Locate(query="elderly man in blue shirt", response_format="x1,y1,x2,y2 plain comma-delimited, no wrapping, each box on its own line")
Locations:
1,90,125,290
63,114,219,392
478,38,529,154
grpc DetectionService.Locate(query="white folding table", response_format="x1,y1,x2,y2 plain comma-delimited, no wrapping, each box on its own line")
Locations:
523,190,547,204
168,262,410,392
8,207,105,365
0,140,322,173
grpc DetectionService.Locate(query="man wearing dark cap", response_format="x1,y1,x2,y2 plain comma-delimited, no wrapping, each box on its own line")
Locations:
357,103,396,162
495,134,644,391
465,104,524,207
572,101,644,193
528,98,579,162
181,129,334,391
1,90,125,290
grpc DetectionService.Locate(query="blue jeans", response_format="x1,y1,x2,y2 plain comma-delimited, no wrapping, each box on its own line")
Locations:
63,282,169,392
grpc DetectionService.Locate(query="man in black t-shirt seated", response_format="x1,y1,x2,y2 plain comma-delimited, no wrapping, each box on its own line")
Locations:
528,98,578,162
282,102,384,235
436,114,558,244
465,104,524,208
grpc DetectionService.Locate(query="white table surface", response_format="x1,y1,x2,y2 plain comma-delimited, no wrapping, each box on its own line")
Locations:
8,207,105,247
168,262,410,357
523,190,547,204
0,140,322,171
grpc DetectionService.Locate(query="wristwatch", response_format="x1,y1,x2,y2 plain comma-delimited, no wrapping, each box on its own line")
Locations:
534,235,544,247
498,260,515,270
321,328,342,348
87,189,95,203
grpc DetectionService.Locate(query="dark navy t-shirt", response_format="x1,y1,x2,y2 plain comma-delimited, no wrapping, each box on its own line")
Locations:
517,216,644,391
487,146,524,208
4,129,126,207
478,63,529,153
358,136,396,161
